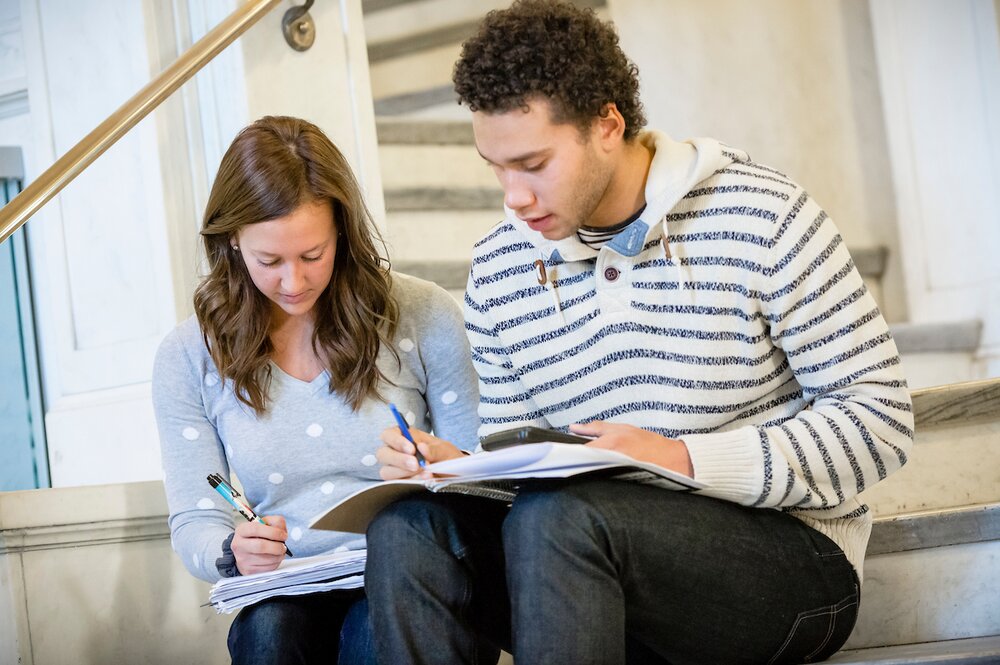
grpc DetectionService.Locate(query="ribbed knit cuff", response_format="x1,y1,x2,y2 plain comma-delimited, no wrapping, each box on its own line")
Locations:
215,532,240,578
680,425,764,503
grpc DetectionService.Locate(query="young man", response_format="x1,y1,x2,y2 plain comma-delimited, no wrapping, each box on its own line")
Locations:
367,2,913,663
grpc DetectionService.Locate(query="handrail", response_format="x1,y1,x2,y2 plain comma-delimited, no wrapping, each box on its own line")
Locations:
0,0,284,245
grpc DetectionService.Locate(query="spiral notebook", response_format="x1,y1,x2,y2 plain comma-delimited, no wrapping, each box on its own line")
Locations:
309,442,705,535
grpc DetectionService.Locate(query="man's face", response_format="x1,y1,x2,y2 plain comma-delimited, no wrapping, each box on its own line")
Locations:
472,99,614,240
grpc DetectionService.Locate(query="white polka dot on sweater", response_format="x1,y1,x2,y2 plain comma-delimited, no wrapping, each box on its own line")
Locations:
306,423,323,437
361,454,377,466
205,373,219,387
399,338,414,352
269,473,284,484
321,482,335,495
197,497,215,509
182,427,199,441
334,545,349,553
192,553,199,568
290,527,303,541
441,391,457,405
405,411,416,425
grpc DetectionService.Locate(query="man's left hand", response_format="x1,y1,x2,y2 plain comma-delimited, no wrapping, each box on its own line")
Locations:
571,421,694,477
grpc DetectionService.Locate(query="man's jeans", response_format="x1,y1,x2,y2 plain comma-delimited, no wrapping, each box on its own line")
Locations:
366,479,859,665
227,589,376,665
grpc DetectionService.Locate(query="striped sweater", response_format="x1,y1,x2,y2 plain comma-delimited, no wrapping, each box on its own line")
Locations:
463,131,914,580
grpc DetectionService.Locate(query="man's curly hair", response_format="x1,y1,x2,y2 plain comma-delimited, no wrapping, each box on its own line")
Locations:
453,0,646,140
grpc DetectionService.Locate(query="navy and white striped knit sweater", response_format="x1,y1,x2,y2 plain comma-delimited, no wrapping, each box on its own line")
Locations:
463,131,913,580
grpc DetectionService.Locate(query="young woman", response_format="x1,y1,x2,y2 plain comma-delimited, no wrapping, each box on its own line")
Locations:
152,115,479,665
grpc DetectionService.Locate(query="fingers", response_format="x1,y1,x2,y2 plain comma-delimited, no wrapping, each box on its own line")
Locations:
232,517,289,575
570,420,609,437
377,426,464,479
380,425,420,455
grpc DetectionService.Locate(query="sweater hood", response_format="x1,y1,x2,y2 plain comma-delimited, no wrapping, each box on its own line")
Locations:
506,131,746,261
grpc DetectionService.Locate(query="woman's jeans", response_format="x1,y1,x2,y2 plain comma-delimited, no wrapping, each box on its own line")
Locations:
227,588,376,665
366,479,860,665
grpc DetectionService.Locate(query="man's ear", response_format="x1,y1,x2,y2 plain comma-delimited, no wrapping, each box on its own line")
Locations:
594,102,626,150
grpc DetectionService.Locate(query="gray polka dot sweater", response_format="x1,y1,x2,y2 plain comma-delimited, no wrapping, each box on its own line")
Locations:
153,273,480,583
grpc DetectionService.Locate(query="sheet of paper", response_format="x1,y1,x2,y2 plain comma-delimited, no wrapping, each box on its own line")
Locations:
208,549,367,614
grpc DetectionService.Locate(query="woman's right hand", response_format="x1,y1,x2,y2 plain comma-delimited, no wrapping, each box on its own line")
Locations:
231,515,290,575
377,426,464,480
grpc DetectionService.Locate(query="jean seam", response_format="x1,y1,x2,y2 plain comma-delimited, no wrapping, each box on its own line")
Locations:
766,594,858,665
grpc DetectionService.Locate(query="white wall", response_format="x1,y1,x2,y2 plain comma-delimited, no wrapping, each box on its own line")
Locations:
17,0,382,487
609,0,906,321
868,0,1000,377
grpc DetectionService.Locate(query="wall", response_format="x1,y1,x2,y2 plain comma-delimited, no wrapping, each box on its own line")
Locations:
0,481,234,664
15,0,382,488
609,0,1000,373
608,0,906,322
868,0,1000,376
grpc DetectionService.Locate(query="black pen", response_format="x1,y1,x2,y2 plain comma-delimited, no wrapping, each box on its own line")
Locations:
207,473,293,557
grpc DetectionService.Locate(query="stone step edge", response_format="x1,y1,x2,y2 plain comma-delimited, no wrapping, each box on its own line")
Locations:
912,376,1000,429
362,0,419,14
890,320,982,354
366,0,607,63
377,120,474,145
374,85,456,116
825,634,1000,665
867,501,1000,556
385,187,501,212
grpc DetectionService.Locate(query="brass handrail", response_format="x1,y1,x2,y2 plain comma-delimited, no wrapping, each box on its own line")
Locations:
0,0,284,245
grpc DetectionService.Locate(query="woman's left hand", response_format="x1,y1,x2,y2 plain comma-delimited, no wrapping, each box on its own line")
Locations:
571,421,694,477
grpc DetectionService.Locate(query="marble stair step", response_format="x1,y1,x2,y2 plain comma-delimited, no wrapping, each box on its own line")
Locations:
827,635,1000,664
862,379,999,517
365,0,606,115
365,0,606,62
378,144,497,189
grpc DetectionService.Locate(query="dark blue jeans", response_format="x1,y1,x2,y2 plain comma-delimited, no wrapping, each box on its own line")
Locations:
366,479,859,665
227,589,376,665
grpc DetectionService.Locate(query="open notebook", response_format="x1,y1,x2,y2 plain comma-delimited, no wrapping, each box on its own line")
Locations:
310,442,705,535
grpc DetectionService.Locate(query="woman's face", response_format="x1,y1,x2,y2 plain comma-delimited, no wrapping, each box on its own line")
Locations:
234,199,338,322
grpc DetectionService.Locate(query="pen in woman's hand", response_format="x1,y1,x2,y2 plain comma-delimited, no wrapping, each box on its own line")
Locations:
207,473,294,556
389,403,426,468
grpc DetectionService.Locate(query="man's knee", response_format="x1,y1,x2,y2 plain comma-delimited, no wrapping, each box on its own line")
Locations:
503,482,612,550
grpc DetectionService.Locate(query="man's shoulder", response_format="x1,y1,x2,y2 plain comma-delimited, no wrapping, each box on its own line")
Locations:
468,219,538,284
696,154,802,200
471,218,526,258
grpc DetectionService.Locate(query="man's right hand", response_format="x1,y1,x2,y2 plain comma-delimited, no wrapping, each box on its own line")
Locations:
377,426,465,480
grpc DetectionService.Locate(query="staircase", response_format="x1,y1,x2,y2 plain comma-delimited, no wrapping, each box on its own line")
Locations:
363,1,998,663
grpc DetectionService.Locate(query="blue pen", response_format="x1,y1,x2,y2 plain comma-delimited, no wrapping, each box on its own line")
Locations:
389,403,426,468
207,473,293,557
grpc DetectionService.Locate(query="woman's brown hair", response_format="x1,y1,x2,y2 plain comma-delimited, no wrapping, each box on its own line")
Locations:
193,115,399,413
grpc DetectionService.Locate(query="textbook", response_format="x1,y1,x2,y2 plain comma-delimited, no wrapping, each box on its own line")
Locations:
207,549,366,614
309,442,705,534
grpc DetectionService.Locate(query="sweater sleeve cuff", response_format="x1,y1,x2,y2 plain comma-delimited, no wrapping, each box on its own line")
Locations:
680,425,764,503
215,532,241,578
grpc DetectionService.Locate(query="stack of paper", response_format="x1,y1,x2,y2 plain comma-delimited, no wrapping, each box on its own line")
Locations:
208,549,366,614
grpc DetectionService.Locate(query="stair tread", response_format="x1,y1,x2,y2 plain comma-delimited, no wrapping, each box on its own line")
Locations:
890,320,983,354
868,502,1000,555
912,378,1000,429
826,635,1000,664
